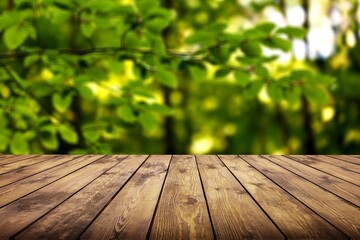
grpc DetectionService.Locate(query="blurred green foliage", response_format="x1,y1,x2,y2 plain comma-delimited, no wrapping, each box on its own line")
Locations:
0,0,359,154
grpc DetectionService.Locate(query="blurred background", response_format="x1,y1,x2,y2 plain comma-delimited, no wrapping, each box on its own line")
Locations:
0,0,359,154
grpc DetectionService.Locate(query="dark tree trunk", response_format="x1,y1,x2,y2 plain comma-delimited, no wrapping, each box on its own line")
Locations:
301,0,317,154
162,0,177,154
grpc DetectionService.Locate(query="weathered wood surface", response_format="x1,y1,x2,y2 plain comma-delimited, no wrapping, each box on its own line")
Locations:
0,155,359,239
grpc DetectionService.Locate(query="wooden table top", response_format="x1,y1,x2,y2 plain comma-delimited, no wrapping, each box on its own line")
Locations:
0,155,359,239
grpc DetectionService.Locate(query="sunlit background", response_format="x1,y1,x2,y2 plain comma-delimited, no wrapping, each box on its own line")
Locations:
0,0,359,154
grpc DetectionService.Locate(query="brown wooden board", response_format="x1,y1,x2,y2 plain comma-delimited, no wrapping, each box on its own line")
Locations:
80,155,171,240
241,155,360,238
15,155,147,240
262,155,360,207
150,155,213,240
287,155,360,185
0,155,41,166
311,155,360,173
0,155,105,207
219,155,347,239
328,155,360,165
196,155,284,239
0,155,81,187
0,155,59,175
0,155,124,239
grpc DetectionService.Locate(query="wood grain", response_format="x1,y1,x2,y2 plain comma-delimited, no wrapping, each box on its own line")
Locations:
0,155,105,207
80,155,171,240
196,155,284,239
311,155,360,173
15,155,147,240
0,155,81,187
219,155,347,239
288,155,360,185
0,155,359,239
328,155,360,165
0,155,123,239
0,155,40,166
242,155,360,238
263,155,360,207
0,155,58,175
150,155,213,240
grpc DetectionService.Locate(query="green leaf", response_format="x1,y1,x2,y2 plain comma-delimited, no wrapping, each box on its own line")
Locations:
78,84,95,100
267,83,283,102
210,45,231,63
24,55,40,68
4,24,29,50
290,70,313,80
139,111,157,132
245,81,263,99
58,125,78,144
236,56,277,65
10,132,30,154
81,22,96,37
145,104,174,115
234,70,250,87
82,1,115,11
242,28,268,40
40,126,58,150
254,66,269,79
186,31,216,46
277,26,307,39
147,34,166,55
145,7,172,20
267,36,292,52
82,123,102,143
256,22,276,34
0,129,10,152
137,0,159,15
112,5,135,15
215,68,231,78
52,93,72,113
117,104,136,123
50,8,71,24
312,74,335,85
0,11,28,31
125,31,149,48
240,41,262,57
145,18,170,33
303,87,328,104
189,65,207,82
155,68,178,89
285,87,301,105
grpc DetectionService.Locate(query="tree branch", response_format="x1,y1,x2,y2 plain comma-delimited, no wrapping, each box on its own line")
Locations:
0,47,201,60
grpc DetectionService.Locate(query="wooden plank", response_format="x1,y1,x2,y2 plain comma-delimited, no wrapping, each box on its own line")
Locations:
350,155,360,158
219,155,347,239
328,155,360,165
241,155,360,238
0,155,81,187
287,155,360,186
263,155,360,207
0,155,41,166
0,155,124,239
149,155,213,240
196,155,284,239
311,155,360,173
0,155,106,207
15,155,148,240
0,155,58,175
80,155,171,240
